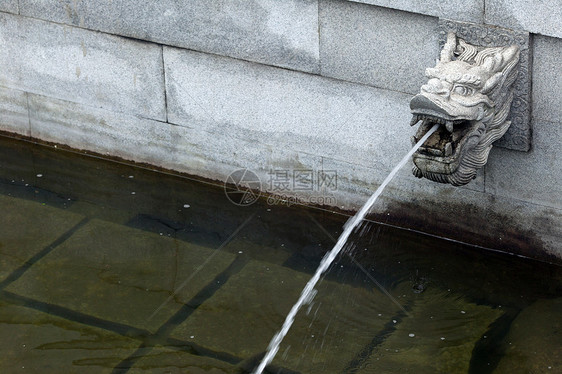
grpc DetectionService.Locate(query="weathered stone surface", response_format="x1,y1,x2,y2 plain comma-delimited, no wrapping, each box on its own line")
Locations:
493,298,562,374
0,13,165,120
128,347,238,374
7,219,236,332
356,285,503,373
486,120,562,210
0,301,140,373
349,0,484,23
531,35,562,123
319,0,439,94
164,46,415,169
0,86,29,137
0,0,18,14
0,195,84,283
19,0,320,73
486,0,562,39
171,260,402,374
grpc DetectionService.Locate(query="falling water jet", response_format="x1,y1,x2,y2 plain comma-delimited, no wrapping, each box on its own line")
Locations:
252,124,439,374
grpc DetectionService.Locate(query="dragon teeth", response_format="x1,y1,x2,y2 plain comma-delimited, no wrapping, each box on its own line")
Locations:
446,121,454,132
410,136,417,146
444,142,453,156
410,116,420,126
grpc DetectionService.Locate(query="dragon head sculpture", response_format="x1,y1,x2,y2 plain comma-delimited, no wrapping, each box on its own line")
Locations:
410,32,520,186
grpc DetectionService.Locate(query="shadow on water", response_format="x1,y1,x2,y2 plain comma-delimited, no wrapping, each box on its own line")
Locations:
0,134,560,374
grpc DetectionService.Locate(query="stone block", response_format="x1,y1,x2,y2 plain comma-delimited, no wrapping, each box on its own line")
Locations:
0,301,139,373
493,298,562,374
164,46,416,171
356,284,503,373
0,13,165,120
7,219,236,332
531,35,562,123
127,347,238,374
170,260,403,374
19,0,320,73
0,0,18,13
486,119,562,210
0,86,29,137
486,0,562,39
319,0,439,94
0,195,84,283
349,0,484,23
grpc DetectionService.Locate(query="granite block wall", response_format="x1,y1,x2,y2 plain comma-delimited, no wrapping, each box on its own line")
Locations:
0,0,560,262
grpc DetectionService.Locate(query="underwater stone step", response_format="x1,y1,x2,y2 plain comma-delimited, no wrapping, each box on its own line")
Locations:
493,298,562,374
355,282,504,374
6,219,236,333
127,347,239,374
0,195,84,284
170,260,403,374
0,300,140,373
19,0,320,74
0,86,29,137
0,13,166,121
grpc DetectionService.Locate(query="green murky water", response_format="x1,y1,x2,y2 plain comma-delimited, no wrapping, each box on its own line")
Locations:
0,135,560,374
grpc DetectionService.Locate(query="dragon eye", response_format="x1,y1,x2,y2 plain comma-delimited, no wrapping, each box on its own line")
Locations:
453,85,473,96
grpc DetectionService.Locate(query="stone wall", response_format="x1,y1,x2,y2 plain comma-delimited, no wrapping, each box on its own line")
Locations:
0,0,560,262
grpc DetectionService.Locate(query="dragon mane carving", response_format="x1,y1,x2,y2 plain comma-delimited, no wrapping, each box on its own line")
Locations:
410,32,520,186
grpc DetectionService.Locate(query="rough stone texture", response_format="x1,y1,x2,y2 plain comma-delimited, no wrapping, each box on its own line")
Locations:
486,120,562,210
0,301,140,373
485,0,562,39
493,298,562,374
0,195,84,283
19,0,320,74
7,219,236,332
127,348,238,374
319,0,439,94
164,46,416,170
349,0,484,23
0,0,18,14
531,35,562,123
357,285,503,373
171,260,402,374
0,86,29,137
0,13,165,120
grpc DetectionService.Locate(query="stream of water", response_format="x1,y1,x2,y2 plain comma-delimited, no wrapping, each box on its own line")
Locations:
252,124,440,374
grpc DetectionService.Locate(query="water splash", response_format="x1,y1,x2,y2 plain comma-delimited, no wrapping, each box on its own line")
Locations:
252,124,439,374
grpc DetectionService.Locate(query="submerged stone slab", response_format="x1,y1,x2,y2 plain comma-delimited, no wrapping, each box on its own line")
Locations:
0,300,139,373
171,260,403,374
7,219,236,332
19,0,320,73
128,347,238,374
485,0,562,39
0,13,165,120
319,0,439,94
493,298,562,374
357,284,503,374
348,0,484,23
0,195,84,283
0,86,30,137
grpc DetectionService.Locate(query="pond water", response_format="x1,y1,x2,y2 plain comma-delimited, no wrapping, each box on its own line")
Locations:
0,135,560,374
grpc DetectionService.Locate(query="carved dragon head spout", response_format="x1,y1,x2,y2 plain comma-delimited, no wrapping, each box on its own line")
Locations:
410,32,520,186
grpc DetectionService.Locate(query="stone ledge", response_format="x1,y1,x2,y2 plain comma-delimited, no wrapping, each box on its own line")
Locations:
19,0,320,74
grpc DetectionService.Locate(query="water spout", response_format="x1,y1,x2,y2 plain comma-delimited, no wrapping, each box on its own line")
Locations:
252,124,439,374
409,32,520,186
